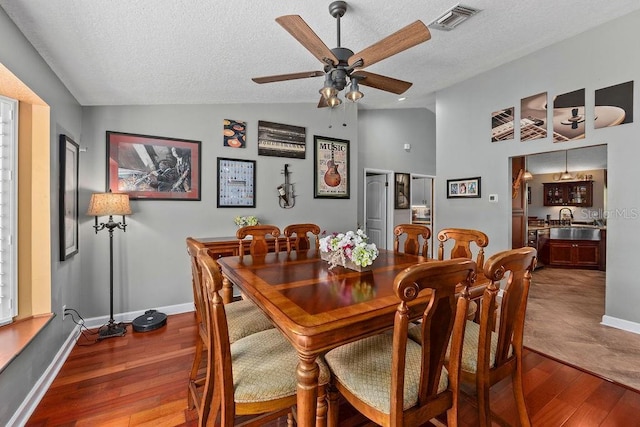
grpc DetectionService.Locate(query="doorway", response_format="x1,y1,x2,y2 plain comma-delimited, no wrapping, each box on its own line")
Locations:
364,170,393,249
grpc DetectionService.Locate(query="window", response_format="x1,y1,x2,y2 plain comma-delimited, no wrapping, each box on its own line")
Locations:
0,95,18,325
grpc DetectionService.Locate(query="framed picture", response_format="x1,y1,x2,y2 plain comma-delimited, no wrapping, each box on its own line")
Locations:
223,119,246,148
107,131,201,200
446,177,481,199
258,120,306,158
313,135,349,199
394,173,411,209
217,157,256,207
59,134,79,261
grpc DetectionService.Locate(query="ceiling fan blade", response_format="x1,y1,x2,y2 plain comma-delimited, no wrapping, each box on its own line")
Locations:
276,15,339,66
352,71,412,94
252,71,325,84
317,96,329,108
348,21,431,69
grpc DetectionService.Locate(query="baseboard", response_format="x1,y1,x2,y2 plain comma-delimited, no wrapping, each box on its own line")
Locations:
601,315,640,335
8,302,195,426
8,323,82,427
82,302,195,329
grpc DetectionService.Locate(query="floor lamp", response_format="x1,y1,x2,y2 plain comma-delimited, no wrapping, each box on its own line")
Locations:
87,191,132,340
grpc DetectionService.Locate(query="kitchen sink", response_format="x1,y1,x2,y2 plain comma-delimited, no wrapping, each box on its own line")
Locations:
550,227,601,241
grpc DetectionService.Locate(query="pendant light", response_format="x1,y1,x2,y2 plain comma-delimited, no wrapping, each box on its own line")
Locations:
523,157,533,181
560,150,573,180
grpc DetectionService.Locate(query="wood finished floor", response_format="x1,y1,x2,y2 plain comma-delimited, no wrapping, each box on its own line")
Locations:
26,311,640,426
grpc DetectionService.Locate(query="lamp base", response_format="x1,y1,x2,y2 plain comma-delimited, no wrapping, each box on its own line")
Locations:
97,321,127,340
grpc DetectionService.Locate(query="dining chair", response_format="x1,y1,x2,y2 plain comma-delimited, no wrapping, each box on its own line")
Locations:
324,258,476,427
197,249,331,427
283,223,321,252
437,228,489,271
457,246,537,427
236,224,281,256
437,228,489,321
185,238,274,422
393,223,431,256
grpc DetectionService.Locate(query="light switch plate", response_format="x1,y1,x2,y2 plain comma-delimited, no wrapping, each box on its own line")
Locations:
489,194,498,203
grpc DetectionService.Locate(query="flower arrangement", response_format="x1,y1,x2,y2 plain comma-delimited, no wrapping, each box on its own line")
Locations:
319,229,379,269
234,215,259,227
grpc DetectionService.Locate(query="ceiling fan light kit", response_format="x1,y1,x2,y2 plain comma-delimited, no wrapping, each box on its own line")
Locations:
253,1,431,108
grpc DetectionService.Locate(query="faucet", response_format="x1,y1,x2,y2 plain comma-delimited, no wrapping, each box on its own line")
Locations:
559,207,573,224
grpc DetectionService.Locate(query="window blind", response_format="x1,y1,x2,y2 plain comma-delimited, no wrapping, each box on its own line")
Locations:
0,96,18,325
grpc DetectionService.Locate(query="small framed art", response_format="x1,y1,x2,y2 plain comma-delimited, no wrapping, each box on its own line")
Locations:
394,173,410,209
446,177,481,199
313,135,349,199
217,157,256,207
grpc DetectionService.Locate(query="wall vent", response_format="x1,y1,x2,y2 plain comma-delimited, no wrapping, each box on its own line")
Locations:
428,4,480,31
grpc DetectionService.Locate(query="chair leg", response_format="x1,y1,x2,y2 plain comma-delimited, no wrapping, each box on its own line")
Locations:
326,384,339,427
188,337,205,409
315,384,328,427
512,364,531,427
477,379,492,427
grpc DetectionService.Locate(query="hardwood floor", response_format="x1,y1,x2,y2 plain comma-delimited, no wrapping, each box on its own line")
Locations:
26,312,640,426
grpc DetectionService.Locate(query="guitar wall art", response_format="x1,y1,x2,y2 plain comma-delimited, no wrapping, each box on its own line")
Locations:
314,135,350,199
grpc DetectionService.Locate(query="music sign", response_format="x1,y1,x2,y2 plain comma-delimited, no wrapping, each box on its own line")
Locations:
313,135,350,199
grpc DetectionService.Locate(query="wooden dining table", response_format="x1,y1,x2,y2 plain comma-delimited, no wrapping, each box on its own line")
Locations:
217,248,487,427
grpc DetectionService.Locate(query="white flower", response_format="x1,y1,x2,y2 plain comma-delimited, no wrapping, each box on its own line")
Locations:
234,215,258,227
319,228,378,268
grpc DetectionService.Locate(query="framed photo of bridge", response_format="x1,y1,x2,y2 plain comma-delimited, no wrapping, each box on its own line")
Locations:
313,135,349,199
106,131,201,201
257,120,306,159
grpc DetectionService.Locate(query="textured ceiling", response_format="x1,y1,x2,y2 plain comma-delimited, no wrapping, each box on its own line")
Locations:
2,1,640,110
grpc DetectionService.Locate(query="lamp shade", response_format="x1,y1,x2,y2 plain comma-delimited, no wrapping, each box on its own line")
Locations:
87,192,132,216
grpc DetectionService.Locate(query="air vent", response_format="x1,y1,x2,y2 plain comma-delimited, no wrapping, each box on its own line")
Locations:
429,4,480,31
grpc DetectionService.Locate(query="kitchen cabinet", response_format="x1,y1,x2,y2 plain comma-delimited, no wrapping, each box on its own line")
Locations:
411,175,433,226
547,239,599,268
543,181,593,206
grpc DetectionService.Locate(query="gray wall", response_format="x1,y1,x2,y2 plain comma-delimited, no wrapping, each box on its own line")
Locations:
436,10,640,326
79,104,358,316
0,7,83,424
357,108,437,230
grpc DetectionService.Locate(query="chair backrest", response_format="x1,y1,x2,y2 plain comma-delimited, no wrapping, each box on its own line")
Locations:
236,225,281,256
393,223,431,257
283,223,321,252
437,228,489,269
186,237,207,330
479,247,536,372
196,248,234,419
390,258,476,419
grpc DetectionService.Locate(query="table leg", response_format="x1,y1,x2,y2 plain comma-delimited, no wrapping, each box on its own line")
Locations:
222,274,233,304
297,354,319,427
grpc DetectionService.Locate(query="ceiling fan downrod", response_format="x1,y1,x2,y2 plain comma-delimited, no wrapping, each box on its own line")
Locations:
329,1,347,48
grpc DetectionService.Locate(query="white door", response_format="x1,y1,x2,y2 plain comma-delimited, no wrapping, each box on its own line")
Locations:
365,173,388,249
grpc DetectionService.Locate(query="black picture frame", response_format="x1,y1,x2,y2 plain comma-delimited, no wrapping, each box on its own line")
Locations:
106,131,201,200
446,177,481,199
394,173,411,209
59,134,79,261
313,135,350,199
217,157,256,207
258,120,306,158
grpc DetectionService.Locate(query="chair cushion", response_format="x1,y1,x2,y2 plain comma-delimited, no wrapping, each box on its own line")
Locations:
231,328,330,403
324,333,448,414
226,299,274,343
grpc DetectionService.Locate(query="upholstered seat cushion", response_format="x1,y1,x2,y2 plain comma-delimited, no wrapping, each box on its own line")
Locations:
324,333,448,414
231,328,330,403
409,320,512,373
226,299,274,344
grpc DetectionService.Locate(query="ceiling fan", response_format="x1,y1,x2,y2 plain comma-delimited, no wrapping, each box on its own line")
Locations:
252,1,431,108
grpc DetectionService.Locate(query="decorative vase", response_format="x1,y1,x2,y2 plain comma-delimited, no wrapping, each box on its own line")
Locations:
320,251,373,272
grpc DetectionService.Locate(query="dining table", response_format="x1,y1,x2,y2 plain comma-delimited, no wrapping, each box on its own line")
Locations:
216,248,488,427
